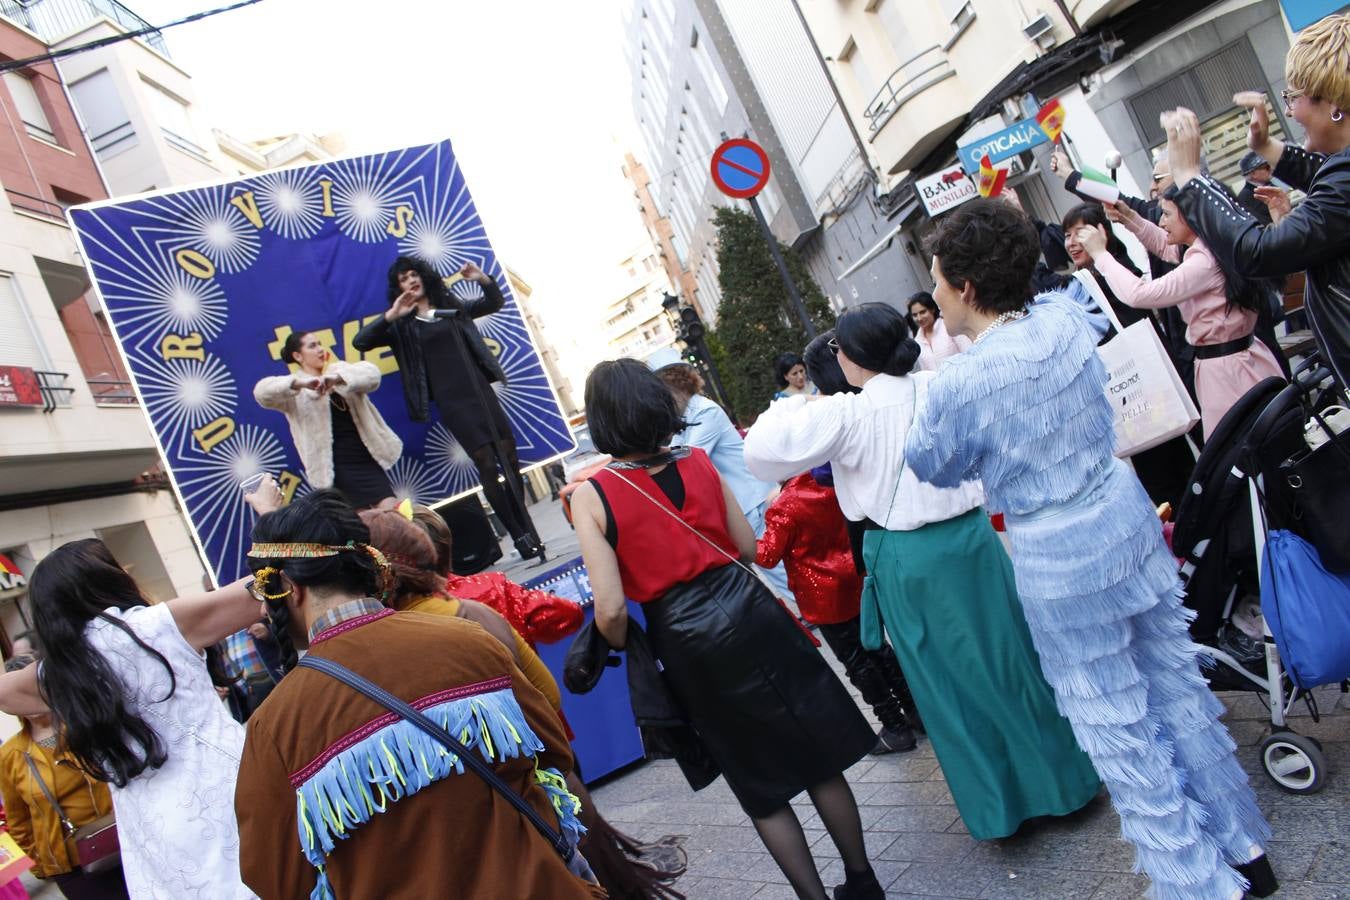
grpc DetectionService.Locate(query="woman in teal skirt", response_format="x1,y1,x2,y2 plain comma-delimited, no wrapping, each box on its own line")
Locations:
745,305,1099,840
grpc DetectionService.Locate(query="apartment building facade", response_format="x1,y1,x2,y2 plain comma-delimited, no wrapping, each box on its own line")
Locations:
0,6,207,717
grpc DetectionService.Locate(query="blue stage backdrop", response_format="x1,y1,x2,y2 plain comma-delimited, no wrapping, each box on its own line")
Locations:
69,141,574,584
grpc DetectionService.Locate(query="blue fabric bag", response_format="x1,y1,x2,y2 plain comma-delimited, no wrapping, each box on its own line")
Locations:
1260,529,1350,688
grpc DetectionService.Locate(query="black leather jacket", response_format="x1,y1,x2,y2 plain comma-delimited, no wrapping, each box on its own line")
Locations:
1174,144,1350,388
352,277,509,422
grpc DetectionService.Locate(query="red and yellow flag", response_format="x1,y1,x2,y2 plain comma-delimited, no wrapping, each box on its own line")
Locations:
1036,98,1066,143
977,155,1008,198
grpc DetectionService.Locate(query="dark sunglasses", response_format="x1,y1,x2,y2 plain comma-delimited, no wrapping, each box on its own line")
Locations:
827,337,839,355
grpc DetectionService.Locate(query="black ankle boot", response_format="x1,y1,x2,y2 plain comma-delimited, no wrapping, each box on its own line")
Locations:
833,866,883,900
1236,854,1278,898
514,535,542,560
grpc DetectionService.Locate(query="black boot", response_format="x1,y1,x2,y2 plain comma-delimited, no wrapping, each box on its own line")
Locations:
871,725,917,755
1236,854,1278,898
834,865,884,900
874,642,924,733
514,534,543,561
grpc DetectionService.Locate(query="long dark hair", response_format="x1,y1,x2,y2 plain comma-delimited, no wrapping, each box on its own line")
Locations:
387,256,459,310
1161,185,1273,312
772,353,804,389
248,490,380,671
28,539,175,787
835,303,921,377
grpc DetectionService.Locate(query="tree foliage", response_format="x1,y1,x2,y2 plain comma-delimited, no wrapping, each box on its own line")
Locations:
706,206,833,423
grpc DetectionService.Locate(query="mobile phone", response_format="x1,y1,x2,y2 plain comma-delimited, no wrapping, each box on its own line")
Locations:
240,473,268,495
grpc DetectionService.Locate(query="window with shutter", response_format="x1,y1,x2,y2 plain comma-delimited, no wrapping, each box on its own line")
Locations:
3,72,56,144
0,275,50,371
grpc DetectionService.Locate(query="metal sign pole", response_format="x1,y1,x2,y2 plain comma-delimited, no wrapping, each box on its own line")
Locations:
747,194,816,339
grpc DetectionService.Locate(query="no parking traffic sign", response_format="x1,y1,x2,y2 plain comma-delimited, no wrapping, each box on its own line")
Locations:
711,138,771,199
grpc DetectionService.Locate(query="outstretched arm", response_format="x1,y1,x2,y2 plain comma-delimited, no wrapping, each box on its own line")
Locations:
167,578,267,653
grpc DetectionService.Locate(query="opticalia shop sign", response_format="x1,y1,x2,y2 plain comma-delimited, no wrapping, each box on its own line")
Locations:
956,117,1049,174
916,165,978,217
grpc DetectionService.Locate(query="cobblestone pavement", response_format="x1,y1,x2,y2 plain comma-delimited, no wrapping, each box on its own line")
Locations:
590,676,1349,899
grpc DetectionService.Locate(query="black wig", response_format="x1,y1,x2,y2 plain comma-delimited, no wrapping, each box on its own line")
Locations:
803,330,859,397
835,303,921,377
386,256,460,310
586,359,687,457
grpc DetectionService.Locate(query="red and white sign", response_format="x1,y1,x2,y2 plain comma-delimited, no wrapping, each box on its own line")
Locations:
916,165,978,217
0,366,43,407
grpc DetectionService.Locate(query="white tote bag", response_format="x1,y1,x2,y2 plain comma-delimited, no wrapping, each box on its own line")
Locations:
1074,270,1200,458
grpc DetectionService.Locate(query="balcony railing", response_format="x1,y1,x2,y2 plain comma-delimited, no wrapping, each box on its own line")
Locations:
88,376,137,406
89,120,137,159
813,145,870,214
864,45,957,136
0,0,169,56
33,370,74,413
5,186,67,222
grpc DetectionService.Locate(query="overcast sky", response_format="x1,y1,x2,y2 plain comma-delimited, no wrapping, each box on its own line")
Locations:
131,0,650,380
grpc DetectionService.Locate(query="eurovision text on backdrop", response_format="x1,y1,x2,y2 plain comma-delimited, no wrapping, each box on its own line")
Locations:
69,140,575,584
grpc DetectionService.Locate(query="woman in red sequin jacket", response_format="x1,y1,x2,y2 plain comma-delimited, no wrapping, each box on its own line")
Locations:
756,463,922,754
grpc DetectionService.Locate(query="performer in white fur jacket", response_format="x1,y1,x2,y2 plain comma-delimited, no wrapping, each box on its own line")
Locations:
254,330,402,507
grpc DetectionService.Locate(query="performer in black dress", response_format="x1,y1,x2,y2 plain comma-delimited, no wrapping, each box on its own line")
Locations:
254,331,401,508
353,257,544,560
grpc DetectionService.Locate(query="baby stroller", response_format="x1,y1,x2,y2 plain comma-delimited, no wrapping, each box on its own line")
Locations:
1171,356,1346,795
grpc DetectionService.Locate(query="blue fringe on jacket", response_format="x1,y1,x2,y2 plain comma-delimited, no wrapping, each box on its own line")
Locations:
293,686,586,900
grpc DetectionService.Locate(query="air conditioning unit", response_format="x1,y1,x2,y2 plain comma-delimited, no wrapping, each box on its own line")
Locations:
1023,13,1054,44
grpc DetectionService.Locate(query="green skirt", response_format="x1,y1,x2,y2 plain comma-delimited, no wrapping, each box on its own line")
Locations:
861,508,1100,840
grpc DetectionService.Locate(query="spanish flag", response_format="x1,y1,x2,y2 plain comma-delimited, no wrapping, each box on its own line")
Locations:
977,155,1008,198
1036,98,1066,143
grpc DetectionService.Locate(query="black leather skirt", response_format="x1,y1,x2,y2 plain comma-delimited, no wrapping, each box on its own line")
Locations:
644,563,875,817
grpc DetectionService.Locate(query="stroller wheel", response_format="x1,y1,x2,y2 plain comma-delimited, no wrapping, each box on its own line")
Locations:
1259,732,1326,794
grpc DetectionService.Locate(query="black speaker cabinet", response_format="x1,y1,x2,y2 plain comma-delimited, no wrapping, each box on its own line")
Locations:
439,494,503,575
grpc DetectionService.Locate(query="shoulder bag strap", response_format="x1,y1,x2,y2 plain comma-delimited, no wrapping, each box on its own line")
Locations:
24,752,75,837
1073,268,1127,333
294,655,573,863
605,468,768,589
863,380,919,576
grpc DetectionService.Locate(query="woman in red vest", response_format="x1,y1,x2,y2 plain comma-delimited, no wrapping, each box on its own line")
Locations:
570,359,881,900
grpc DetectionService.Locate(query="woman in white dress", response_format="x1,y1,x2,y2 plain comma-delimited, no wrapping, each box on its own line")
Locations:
0,535,265,898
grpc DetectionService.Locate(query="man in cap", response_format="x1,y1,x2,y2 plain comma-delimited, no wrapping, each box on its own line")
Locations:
1236,150,1276,224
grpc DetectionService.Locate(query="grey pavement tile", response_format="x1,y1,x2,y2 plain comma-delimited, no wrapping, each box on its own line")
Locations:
862,804,962,834
1258,884,1349,900
1224,717,1270,747
1308,840,1350,884
861,780,955,807
680,824,774,853
888,862,1000,898
809,827,901,861
751,884,802,899
980,867,1107,899
675,874,766,898
876,832,979,864
1090,872,1151,898
684,848,778,882
1266,838,1323,881
859,756,942,783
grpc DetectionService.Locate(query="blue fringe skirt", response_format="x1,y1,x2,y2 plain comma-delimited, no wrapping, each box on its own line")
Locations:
1005,460,1270,900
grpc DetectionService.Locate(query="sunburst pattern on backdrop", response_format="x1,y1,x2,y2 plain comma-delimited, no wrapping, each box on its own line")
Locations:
70,141,575,583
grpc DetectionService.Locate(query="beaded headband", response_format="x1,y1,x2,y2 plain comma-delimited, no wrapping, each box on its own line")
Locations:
247,541,354,559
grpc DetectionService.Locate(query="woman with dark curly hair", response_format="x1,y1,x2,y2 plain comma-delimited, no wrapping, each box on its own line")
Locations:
745,303,1098,843
906,291,970,371
353,256,543,560
771,352,815,400
906,198,1273,900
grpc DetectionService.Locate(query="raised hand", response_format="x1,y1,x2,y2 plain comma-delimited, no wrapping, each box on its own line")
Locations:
1253,185,1292,223
244,474,283,516
458,262,489,285
291,375,323,392
1162,107,1204,189
1234,91,1274,156
386,289,419,322
1049,148,1072,181
1074,224,1110,258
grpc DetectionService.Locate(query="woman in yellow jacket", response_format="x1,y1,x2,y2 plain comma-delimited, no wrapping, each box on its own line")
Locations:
0,659,125,899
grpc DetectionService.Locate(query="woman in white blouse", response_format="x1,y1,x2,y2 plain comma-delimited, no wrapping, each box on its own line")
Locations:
908,292,972,371
744,305,1099,842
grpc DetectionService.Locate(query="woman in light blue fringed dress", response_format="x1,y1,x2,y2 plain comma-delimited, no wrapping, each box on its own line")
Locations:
905,199,1274,900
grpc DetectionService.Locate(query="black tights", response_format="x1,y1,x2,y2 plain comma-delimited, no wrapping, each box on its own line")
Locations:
470,440,534,541
751,775,870,900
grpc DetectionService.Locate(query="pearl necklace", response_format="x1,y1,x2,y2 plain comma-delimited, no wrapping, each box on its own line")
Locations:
973,309,1027,344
